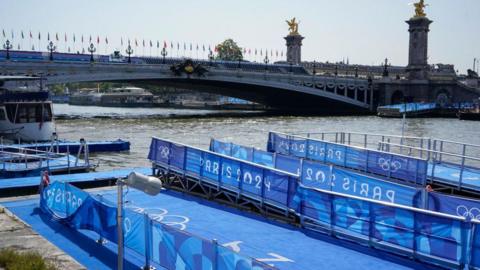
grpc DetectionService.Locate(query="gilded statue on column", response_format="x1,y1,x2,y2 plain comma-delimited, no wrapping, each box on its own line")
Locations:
414,0,428,18
286,18,299,35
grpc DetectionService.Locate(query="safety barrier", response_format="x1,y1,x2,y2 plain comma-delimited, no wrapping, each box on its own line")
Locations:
267,132,428,186
149,136,480,269
210,139,421,207
40,181,276,270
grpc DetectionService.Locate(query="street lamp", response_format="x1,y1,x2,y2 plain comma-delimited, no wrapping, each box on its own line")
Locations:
312,60,317,75
117,172,163,270
208,50,214,66
334,65,338,76
355,66,359,78
125,43,133,64
47,41,56,61
382,58,389,77
161,47,167,64
3,40,13,60
88,43,96,63
263,55,269,72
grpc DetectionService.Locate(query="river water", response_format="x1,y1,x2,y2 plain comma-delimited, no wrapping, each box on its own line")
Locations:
53,104,480,171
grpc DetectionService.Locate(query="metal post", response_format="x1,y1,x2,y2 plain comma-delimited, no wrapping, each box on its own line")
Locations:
212,239,218,270
117,180,124,270
458,144,467,190
143,212,152,270
439,141,444,163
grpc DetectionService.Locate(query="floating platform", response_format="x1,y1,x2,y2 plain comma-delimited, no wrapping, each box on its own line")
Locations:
5,139,130,153
2,188,435,270
0,167,151,197
377,103,437,118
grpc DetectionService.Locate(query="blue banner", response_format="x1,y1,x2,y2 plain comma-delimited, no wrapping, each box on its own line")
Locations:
212,139,420,207
41,180,275,270
267,132,428,186
296,185,465,264
427,192,480,219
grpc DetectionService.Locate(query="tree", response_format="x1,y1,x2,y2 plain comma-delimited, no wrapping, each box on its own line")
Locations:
215,39,243,61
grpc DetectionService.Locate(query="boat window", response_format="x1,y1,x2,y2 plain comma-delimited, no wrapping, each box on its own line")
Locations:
5,104,16,123
42,103,52,122
0,108,5,121
18,105,27,123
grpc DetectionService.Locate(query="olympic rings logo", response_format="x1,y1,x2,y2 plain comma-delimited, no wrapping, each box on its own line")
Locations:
124,206,190,232
456,205,480,220
377,158,402,172
158,146,170,159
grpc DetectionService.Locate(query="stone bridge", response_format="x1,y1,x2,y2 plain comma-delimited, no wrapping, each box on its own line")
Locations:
0,59,374,113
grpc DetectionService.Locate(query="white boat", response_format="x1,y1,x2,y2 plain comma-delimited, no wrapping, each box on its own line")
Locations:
0,76,55,142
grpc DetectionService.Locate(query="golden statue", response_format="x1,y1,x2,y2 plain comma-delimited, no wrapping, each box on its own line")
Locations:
413,0,428,18
286,17,299,35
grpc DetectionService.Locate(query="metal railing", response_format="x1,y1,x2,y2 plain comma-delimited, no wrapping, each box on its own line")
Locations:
295,131,480,191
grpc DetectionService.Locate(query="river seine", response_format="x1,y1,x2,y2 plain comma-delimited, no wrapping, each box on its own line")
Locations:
53,104,480,171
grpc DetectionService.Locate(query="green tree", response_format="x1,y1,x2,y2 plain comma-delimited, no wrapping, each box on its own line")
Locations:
215,39,243,61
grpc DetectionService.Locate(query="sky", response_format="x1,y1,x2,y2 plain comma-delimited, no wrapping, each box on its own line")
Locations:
1,0,479,73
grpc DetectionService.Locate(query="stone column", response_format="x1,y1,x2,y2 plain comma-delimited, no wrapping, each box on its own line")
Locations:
406,16,433,80
284,34,304,65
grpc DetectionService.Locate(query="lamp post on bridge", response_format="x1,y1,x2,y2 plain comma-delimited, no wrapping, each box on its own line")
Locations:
263,55,269,72
125,43,133,63
161,47,167,64
88,43,96,63
354,65,359,78
208,50,213,66
382,58,389,78
312,60,316,76
47,41,56,61
3,40,13,60
334,65,338,77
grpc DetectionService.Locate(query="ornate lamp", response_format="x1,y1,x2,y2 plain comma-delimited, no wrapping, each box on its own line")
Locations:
3,40,13,60
125,43,133,63
88,43,96,63
47,41,56,61
264,55,269,72
161,47,167,64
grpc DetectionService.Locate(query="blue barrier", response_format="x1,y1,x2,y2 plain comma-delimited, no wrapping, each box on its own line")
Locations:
211,139,421,207
267,132,428,186
40,181,276,270
151,137,299,210
295,186,477,268
149,137,480,269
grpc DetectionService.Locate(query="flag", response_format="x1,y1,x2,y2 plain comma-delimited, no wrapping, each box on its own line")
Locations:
97,36,100,44
29,31,32,39
276,50,278,57
260,49,263,56
135,39,138,47
156,40,159,48
55,33,59,41
1,29,5,38
105,37,108,44
163,41,167,48
183,43,186,50
11,30,14,39
255,49,257,55
149,40,152,47
142,39,145,47
73,34,76,42
39,171,50,194
81,35,84,43
64,33,67,42
120,37,123,46
196,44,199,51
170,42,173,49
47,32,50,41
190,43,192,51
21,31,24,39
177,42,180,50
89,35,92,43
248,49,251,55
202,45,205,51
